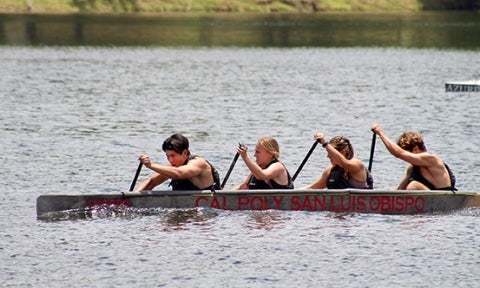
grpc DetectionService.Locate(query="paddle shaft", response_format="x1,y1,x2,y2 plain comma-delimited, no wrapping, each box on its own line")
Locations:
129,161,143,192
292,140,319,182
368,132,376,172
220,143,245,189
221,153,240,189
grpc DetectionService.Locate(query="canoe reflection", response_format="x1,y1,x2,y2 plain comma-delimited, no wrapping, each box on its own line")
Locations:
243,210,288,231
162,208,218,231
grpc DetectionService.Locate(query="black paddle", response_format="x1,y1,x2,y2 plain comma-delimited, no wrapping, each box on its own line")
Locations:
220,143,244,189
292,140,320,182
129,161,143,192
368,131,376,172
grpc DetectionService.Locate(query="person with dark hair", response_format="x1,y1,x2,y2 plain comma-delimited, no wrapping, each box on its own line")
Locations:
233,136,293,190
136,133,221,191
304,133,372,189
371,124,455,191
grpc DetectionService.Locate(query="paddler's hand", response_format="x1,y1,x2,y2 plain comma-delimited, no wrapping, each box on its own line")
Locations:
313,133,326,145
371,123,383,135
138,154,152,168
236,145,248,158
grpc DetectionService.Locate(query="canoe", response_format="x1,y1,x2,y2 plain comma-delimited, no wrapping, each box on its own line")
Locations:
445,80,480,92
36,189,480,218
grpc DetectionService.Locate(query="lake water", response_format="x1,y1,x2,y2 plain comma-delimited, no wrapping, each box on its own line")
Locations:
1,12,480,287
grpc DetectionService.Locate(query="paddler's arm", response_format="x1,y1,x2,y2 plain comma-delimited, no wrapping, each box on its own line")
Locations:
136,173,168,191
232,173,251,190
371,124,435,167
316,133,365,176
139,154,203,180
237,145,282,181
396,165,413,190
302,166,330,189
371,124,408,159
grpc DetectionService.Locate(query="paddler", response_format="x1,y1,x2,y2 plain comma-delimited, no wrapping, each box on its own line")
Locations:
371,124,456,191
303,133,373,189
233,136,294,190
136,133,221,191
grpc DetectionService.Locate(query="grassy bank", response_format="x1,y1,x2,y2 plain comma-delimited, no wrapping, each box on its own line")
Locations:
1,0,478,14
0,0,422,14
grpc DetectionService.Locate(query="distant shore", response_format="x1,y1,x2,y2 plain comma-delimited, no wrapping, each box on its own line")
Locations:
0,0,423,14
1,0,476,15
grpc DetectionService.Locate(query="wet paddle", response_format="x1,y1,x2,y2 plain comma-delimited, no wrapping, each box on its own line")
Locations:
368,131,376,172
292,140,320,182
220,143,244,189
129,161,143,192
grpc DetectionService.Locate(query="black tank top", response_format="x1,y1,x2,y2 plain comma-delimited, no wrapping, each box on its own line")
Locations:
170,155,221,191
326,166,373,189
247,160,294,190
408,163,456,191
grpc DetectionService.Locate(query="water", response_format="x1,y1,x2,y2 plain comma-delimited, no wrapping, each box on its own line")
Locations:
1,14,480,287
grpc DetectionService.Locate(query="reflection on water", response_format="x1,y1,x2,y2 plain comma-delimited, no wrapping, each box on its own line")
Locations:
39,206,222,227
326,212,357,220
0,12,479,48
162,208,218,231
37,205,156,221
243,210,289,231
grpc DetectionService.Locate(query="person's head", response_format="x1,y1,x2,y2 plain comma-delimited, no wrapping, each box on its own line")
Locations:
396,131,426,152
329,136,354,160
162,133,190,166
254,137,280,168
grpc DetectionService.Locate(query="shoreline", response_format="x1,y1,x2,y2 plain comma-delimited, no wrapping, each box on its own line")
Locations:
0,0,424,14
1,0,478,15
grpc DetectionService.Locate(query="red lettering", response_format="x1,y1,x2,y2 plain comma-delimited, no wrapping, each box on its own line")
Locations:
238,195,250,209
394,196,405,211
405,196,415,208
365,196,426,213
86,198,131,208
329,195,340,211
196,196,227,209
249,196,265,210
220,196,235,210
210,196,222,209
340,196,352,211
299,196,313,211
314,195,326,211
369,196,380,211
415,196,425,211
195,196,208,207
380,196,391,211
355,196,366,211
263,196,269,210
273,196,284,210
290,196,302,210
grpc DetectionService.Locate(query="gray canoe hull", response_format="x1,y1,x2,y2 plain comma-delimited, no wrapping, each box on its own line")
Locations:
36,189,480,218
